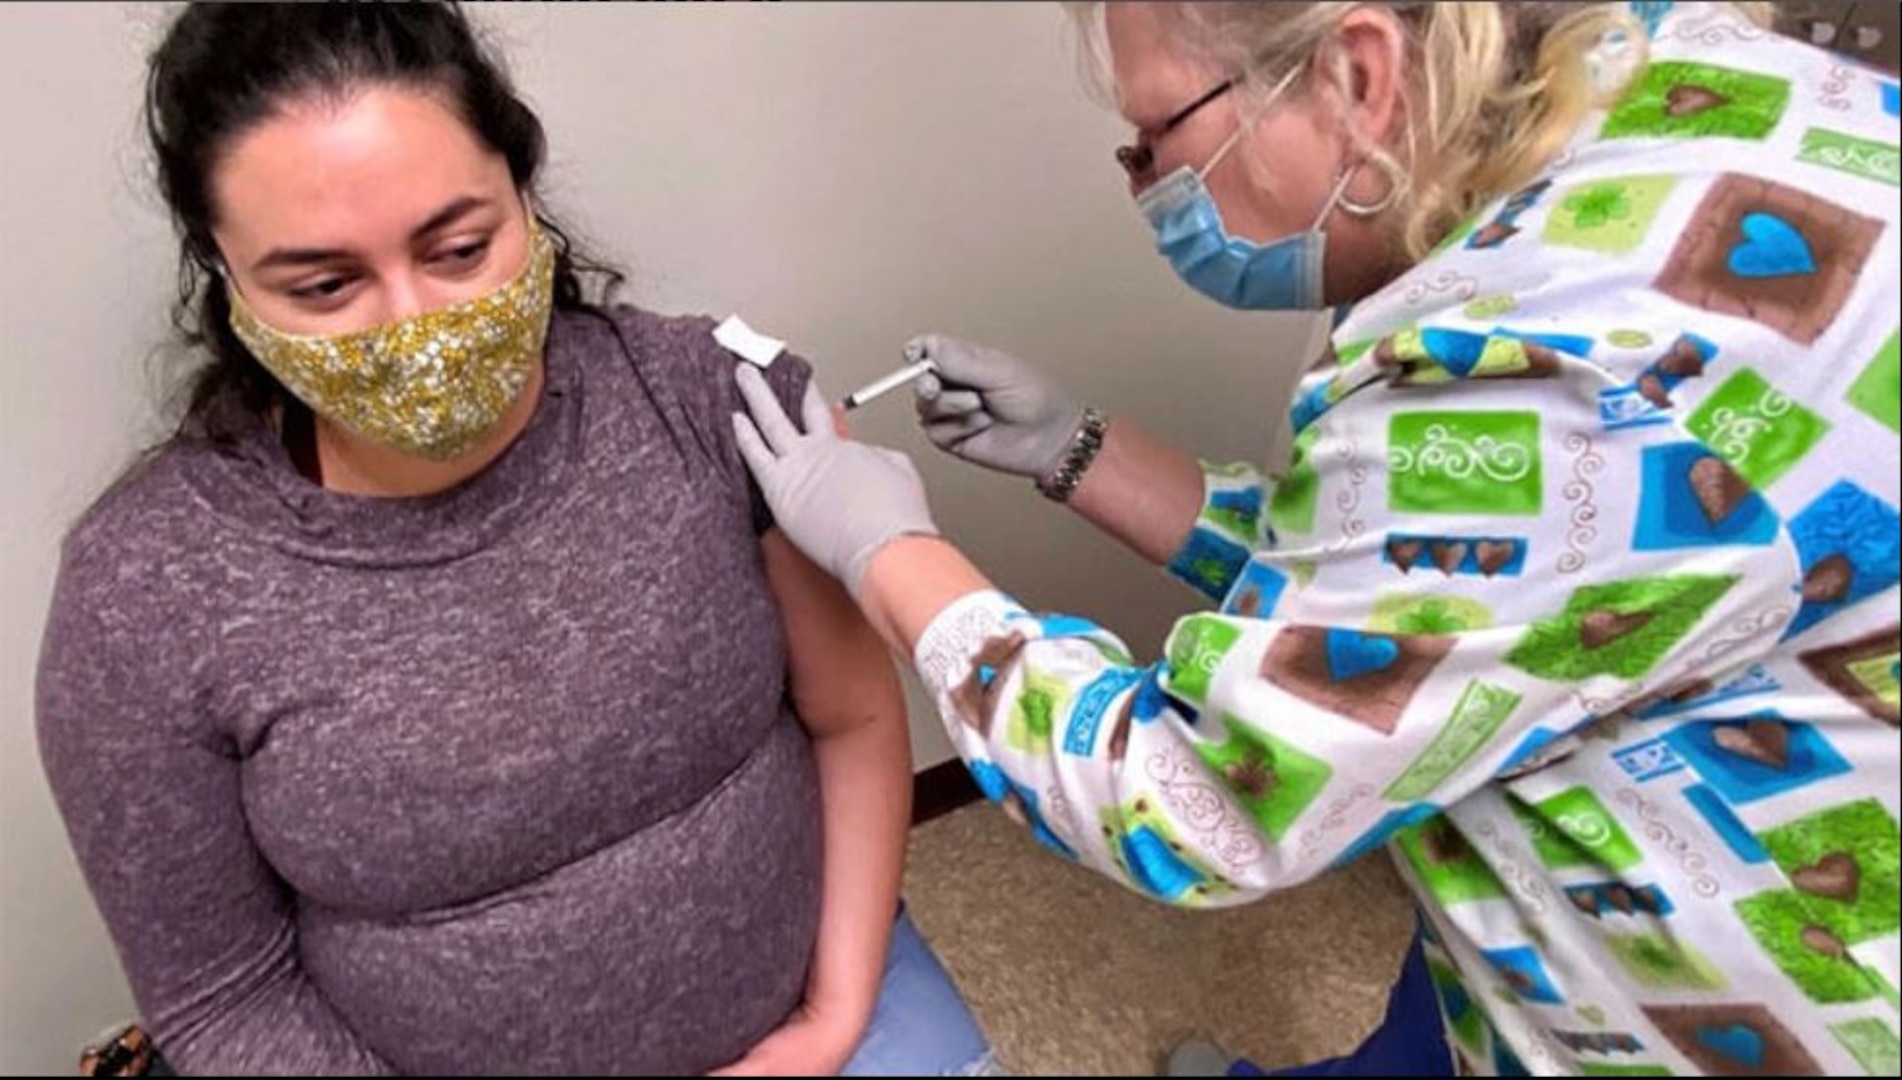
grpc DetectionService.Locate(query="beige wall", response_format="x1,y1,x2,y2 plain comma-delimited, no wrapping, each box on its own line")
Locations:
0,3,1319,1072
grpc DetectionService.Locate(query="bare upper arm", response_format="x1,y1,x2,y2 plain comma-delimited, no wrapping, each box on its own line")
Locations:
759,528,906,738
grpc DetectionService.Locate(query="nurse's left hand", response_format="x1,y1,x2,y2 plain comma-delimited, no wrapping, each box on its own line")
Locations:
733,365,939,597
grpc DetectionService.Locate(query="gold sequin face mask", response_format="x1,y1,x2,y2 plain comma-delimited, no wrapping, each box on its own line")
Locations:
227,220,557,462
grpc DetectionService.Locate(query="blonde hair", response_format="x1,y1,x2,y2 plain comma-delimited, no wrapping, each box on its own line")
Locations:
1067,2,1777,261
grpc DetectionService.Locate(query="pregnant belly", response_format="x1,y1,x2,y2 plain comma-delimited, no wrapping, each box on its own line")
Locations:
298,719,823,1076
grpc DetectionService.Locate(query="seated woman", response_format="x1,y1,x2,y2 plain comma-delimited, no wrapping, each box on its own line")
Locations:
35,4,992,1075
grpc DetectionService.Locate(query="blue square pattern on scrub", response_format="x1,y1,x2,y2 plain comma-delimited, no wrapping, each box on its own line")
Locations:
1783,480,1901,640
1482,945,1566,1004
1682,783,1771,864
1632,442,1780,551
1663,715,1851,805
1222,559,1291,618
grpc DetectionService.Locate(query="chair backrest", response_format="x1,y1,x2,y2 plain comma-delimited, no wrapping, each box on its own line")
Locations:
78,1024,156,1078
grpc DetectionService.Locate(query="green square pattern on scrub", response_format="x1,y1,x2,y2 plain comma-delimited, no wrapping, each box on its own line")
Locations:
1388,411,1543,516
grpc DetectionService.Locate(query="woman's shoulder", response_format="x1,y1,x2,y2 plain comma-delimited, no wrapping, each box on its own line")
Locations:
38,442,242,773
64,443,212,574
46,442,222,673
590,303,722,363
558,303,813,420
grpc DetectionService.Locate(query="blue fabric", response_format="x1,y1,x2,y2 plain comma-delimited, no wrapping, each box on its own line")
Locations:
841,909,997,1076
1229,934,1454,1077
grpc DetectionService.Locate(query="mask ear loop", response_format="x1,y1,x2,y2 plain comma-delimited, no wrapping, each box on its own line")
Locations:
1311,165,1361,230
523,195,549,245
214,252,259,319
1196,61,1309,183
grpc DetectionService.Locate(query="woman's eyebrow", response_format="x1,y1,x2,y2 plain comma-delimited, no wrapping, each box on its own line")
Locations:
251,194,495,273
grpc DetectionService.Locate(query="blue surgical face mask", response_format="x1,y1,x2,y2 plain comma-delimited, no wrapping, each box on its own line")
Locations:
1136,67,1352,312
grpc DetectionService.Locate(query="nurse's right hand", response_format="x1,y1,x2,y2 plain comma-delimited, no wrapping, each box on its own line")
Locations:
910,334,1084,482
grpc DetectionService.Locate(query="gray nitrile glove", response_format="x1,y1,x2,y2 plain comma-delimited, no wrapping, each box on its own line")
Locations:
732,365,939,597
910,334,1085,481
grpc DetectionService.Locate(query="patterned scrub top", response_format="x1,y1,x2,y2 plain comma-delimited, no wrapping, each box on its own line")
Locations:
912,4,1900,1075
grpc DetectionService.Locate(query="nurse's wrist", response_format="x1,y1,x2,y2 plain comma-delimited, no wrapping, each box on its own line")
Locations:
1067,419,1207,567
856,536,994,656
1036,406,1108,502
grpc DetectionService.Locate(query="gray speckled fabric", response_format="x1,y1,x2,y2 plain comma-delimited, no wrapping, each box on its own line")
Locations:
37,305,822,1075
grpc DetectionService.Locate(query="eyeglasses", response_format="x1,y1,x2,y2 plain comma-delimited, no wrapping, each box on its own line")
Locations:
1114,77,1237,190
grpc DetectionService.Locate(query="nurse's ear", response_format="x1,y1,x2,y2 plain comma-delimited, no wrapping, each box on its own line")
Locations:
1311,6,1409,153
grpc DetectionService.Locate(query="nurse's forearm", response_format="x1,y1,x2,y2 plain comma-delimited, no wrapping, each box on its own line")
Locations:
855,424,1200,651
1065,419,1204,567
859,537,994,656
